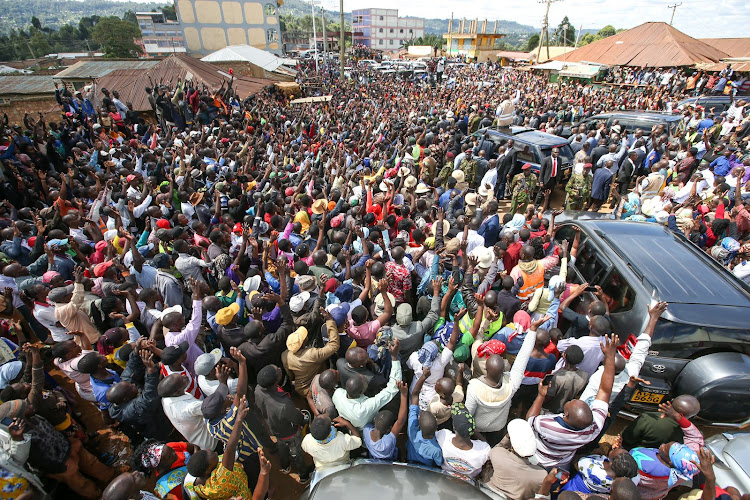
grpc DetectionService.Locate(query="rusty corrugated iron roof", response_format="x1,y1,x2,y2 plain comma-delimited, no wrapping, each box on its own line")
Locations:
699,38,750,58
94,54,274,112
54,60,159,80
0,75,56,95
552,22,728,67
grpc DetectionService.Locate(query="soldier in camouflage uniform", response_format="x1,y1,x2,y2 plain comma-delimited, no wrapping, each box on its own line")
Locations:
510,164,537,215
459,150,478,188
565,163,593,210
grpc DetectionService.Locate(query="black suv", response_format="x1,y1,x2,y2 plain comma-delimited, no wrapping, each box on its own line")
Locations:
678,95,746,114
553,217,750,426
573,111,684,138
474,126,575,178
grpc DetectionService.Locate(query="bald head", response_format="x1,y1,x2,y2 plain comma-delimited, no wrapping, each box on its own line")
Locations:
535,329,551,349
157,373,189,398
614,354,626,374
564,399,594,429
520,245,535,261
610,478,641,500
345,374,366,398
483,290,498,308
345,347,368,368
106,381,138,405
391,246,405,261
102,472,145,500
418,409,438,438
671,395,700,419
486,354,506,382
435,377,456,397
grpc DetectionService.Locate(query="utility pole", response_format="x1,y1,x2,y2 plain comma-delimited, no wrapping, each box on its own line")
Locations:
321,6,327,67
310,0,319,72
339,0,345,77
25,40,37,60
536,0,561,62
667,2,682,25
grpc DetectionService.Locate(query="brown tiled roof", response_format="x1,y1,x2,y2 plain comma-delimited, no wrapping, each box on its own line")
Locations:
552,22,728,67
94,54,275,112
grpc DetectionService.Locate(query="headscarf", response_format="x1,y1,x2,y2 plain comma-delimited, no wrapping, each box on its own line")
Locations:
503,213,526,234
0,399,27,420
451,402,476,437
507,310,532,343
667,443,699,487
141,442,164,470
477,339,506,358
417,341,439,367
0,361,23,389
621,192,641,219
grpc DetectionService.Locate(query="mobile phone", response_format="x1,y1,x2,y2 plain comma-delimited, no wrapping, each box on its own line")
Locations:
555,470,570,482
542,374,553,386
584,286,598,293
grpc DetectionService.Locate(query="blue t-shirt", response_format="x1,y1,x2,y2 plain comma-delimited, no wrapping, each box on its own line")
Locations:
91,369,121,410
406,405,444,466
363,424,397,460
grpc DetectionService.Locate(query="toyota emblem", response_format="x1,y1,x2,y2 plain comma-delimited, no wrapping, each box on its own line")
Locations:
651,364,666,373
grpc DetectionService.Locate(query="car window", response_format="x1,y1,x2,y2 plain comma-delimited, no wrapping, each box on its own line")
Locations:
540,145,575,165
600,269,636,313
515,143,535,163
575,242,612,285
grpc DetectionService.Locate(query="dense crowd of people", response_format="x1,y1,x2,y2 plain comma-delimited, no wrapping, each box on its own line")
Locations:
0,56,748,500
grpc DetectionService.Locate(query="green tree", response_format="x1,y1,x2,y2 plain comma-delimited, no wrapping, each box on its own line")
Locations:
597,25,616,38
554,16,575,46
29,31,51,57
525,33,540,51
92,16,142,58
31,16,43,30
578,32,599,45
123,10,138,26
161,4,177,21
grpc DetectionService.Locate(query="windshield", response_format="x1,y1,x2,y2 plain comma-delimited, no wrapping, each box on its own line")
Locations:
541,144,575,165
653,320,750,346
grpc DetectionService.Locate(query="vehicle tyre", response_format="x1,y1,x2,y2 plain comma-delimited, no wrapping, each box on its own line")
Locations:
674,352,750,424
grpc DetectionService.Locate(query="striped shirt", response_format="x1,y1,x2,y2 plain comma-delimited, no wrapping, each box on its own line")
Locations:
206,404,263,463
529,399,608,468
160,364,202,400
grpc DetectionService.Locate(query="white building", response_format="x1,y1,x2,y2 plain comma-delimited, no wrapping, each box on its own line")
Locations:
351,9,425,51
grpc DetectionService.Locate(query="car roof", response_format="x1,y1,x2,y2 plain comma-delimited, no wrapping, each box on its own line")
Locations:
482,127,570,147
587,112,682,122
308,462,492,500
581,220,750,308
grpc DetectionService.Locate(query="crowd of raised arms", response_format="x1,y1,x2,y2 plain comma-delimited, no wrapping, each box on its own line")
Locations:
0,58,748,500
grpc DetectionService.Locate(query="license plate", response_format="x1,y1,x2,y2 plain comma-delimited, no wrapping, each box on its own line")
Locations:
630,390,665,404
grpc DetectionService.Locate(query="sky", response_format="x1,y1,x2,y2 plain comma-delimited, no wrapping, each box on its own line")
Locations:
125,0,750,38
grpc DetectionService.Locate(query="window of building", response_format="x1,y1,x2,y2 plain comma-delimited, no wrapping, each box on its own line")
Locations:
354,15,363,24
379,15,383,20
155,31,166,37
379,39,383,45
409,29,413,33
389,39,393,45
265,3,276,15
399,28,403,33
141,30,154,36
389,28,393,33
379,28,383,33
267,28,278,42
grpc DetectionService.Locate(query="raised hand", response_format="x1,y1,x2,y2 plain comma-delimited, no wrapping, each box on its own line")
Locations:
215,364,232,385
229,346,246,364
658,400,682,421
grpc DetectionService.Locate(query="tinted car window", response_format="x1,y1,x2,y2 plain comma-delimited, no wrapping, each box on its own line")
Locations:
540,144,575,165
515,144,535,164
575,243,612,285
600,269,636,313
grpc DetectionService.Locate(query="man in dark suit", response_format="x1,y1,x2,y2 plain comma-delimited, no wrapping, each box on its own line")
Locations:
476,133,496,159
478,200,501,246
617,150,638,196
497,139,517,199
534,147,563,206
590,138,610,172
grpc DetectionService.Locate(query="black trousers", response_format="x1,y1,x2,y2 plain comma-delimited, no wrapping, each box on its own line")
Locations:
534,180,557,206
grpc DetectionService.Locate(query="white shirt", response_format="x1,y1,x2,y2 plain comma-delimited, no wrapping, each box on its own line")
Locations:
198,375,238,396
480,168,498,190
435,429,490,478
33,302,72,342
161,393,218,451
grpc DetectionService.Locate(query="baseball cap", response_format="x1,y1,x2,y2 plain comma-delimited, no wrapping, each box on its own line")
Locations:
93,261,114,278
286,326,309,353
194,348,222,377
201,383,229,420
289,291,311,313
215,303,240,326
396,303,412,326
330,303,350,327
47,284,74,302
507,419,537,457
160,341,189,365
47,238,69,248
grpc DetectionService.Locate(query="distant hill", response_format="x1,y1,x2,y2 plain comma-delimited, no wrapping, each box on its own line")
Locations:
280,0,537,35
0,0,166,33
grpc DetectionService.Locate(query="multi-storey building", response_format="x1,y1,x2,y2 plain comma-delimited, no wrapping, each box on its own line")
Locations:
136,12,187,57
351,9,424,51
174,0,283,56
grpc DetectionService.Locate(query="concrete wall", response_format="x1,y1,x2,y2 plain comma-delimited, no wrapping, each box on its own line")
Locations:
176,0,282,56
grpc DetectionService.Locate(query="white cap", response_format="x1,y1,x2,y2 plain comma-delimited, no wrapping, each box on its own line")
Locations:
507,419,537,457
290,291,311,313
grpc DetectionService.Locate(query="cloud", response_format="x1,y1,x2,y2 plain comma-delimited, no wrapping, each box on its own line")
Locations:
342,0,749,38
